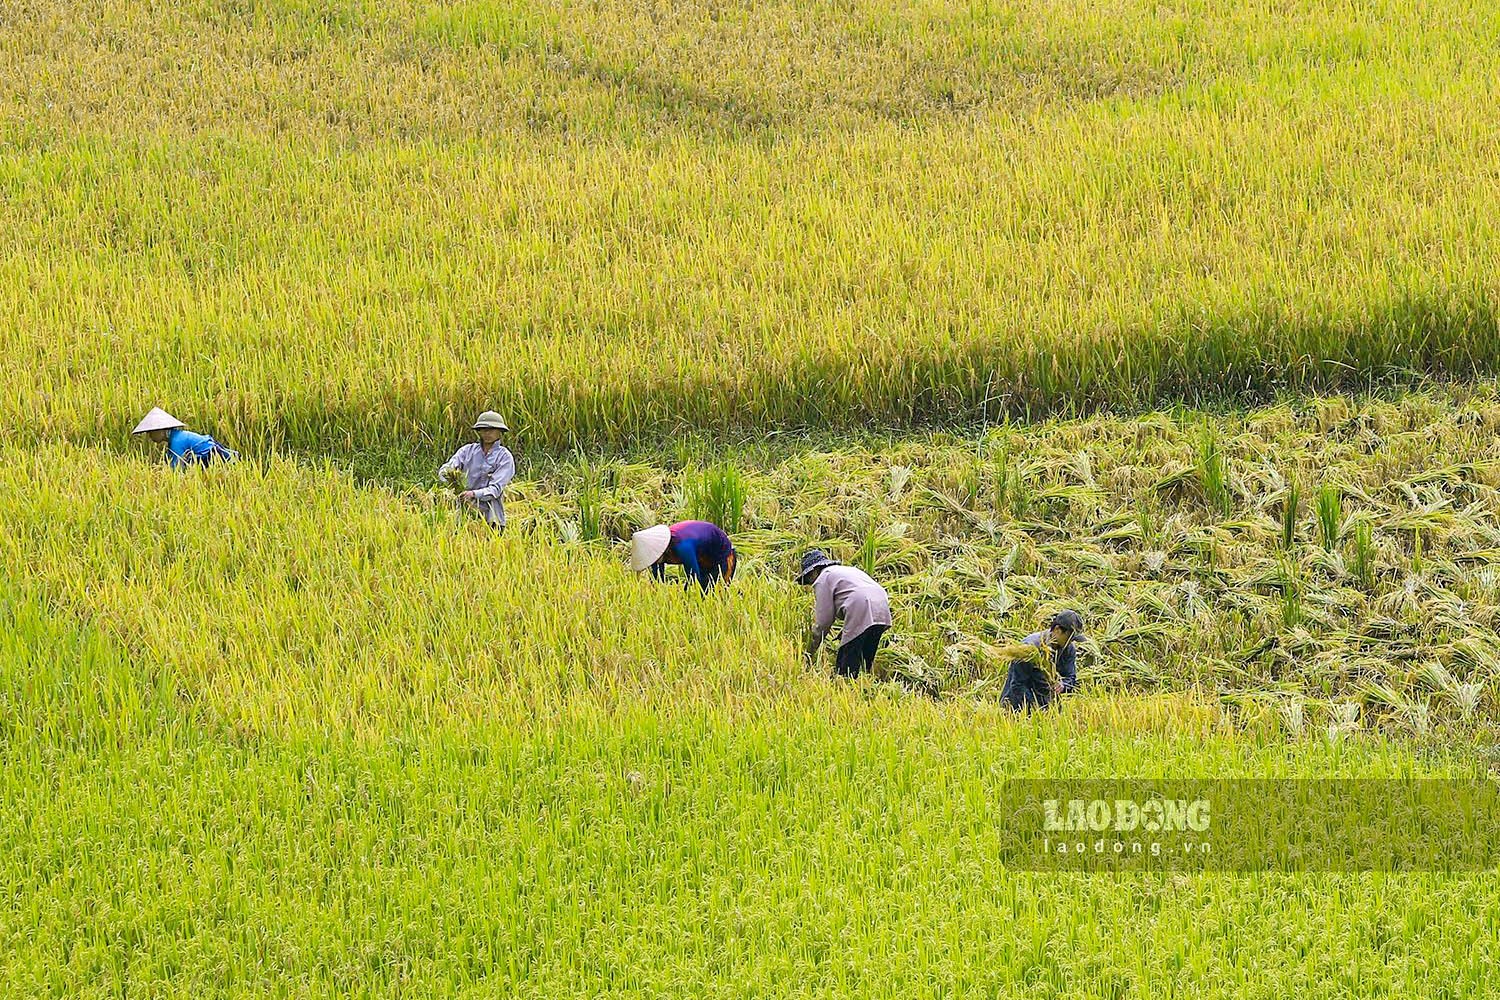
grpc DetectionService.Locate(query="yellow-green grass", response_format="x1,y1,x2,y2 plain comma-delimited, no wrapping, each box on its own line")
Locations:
3,1,1500,458
0,446,802,732
6,0,1498,139
9,605,1493,997
10,0,1495,140
7,5,1500,990
2,494,1496,997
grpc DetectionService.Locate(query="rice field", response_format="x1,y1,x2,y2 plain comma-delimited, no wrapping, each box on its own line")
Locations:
9,388,1500,737
4,420,1500,996
8,1,1500,994
8,604,1496,997
3,1,1500,455
519,389,1500,737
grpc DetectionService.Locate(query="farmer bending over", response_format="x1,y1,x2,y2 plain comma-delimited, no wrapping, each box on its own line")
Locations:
132,408,238,468
438,411,516,530
632,521,737,591
798,549,892,679
1001,610,1083,711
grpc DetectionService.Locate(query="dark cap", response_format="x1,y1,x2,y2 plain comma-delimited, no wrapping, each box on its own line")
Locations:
797,549,838,584
1050,610,1084,633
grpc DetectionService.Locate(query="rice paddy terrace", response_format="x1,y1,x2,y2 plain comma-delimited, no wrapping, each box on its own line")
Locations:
5,2,1500,996
3,0,1499,456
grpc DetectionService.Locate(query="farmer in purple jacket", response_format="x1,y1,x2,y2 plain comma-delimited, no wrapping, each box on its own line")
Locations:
631,521,737,591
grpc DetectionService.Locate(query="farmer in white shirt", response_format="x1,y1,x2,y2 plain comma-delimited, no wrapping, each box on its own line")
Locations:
438,411,516,530
798,549,892,678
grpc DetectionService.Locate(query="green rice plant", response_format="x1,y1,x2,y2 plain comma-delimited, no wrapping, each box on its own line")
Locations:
1196,536,1220,576
958,462,982,507
1196,427,1232,518
686,463,747,534
568,453,605,542
1279,556,1302,629
577,480,603,542
1280,480,1301,550
1316,484,1344,551
996,458,1031,521
1350,519,1376,589
1135,497,1160,548
856,526,879,577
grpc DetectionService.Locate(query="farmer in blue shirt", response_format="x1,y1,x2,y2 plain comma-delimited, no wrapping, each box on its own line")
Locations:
132,408,238,468
631,521,737,591
1001,610,1084,711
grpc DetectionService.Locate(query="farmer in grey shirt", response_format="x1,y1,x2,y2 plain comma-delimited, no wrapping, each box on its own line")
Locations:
438,411,516,530
798,550,892,678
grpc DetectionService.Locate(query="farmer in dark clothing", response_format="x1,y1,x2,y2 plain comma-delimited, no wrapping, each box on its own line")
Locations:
631,521,738,592
1001,610,1083,711
798,550,893,679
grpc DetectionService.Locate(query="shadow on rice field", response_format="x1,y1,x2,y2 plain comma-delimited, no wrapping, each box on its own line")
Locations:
81,291,1500,474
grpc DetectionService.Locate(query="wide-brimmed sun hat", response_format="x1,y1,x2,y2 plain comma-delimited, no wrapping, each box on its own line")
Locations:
132,407,186,435
797,549,838,584
472,411,509,432
631,525,672,572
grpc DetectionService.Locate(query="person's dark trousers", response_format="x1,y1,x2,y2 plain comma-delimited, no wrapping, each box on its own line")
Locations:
835,625,888,678
1000,661,1051,711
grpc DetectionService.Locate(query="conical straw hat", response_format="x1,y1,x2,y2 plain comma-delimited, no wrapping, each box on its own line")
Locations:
132,407,185,434
631,525,672,572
